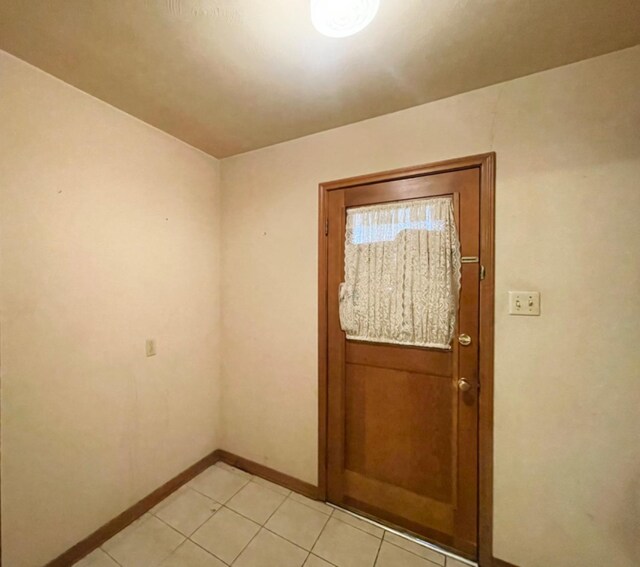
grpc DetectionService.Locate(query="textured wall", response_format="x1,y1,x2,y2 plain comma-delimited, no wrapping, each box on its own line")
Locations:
220,46,640,567
0,51,222,567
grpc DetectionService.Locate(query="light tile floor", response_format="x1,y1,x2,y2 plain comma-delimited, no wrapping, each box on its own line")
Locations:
75,462,475,567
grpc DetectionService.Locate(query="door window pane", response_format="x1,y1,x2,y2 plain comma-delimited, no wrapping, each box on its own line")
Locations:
339,196,461,349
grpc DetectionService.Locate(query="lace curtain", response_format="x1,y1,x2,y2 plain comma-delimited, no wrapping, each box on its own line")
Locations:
338,196,461,349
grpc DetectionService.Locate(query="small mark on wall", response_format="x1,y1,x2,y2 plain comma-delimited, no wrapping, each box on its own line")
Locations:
146,339,157,357
144,0,244,22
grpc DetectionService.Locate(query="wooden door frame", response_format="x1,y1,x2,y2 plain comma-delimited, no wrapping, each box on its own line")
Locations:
317,152,496,566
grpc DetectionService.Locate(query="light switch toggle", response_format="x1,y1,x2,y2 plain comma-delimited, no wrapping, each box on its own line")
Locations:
509,291,541,316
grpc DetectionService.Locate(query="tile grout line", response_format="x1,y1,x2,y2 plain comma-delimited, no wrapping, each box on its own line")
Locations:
305,511,380,567
219,462,333,515
289,493,334,516
331,509,384,540
306,502,334,558
382,531,458,566
151,507,218,548
372,534,384,567
225,498,310,555
330,504,471,566
217,463,337,518
182,502,251,566
207,492,331,560
187,466,252,503
185,534,232,566
99,516,147,567
261,492,315,567
98,514,156,567
382,532,445,567
261,524,325,556
116,504,225,566
99,547,124,567
182,502,224,539
307,553,340,567
134,514,187,566
225,484,293,566
228,517,263,566
150,486,224,538
168,539,230,566
259,493,332,556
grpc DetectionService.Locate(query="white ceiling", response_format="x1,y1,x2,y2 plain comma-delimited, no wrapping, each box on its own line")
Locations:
1,0,639,157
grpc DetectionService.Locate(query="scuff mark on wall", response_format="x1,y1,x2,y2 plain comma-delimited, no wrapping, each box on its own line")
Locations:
143,0,245,23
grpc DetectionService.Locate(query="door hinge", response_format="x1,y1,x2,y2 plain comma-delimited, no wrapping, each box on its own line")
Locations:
325,219,329,236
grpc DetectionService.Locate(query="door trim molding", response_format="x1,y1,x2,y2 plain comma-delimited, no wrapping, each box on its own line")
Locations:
317,152,496,565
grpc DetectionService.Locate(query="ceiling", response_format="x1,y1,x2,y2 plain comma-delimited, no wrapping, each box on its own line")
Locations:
1,1,639,158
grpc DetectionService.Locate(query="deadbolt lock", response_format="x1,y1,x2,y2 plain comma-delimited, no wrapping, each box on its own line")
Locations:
458,334,472,346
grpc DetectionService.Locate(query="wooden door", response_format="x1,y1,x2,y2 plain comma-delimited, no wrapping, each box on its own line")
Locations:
324,165,482,558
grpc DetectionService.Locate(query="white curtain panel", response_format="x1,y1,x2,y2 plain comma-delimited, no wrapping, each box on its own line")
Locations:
339,196,461,349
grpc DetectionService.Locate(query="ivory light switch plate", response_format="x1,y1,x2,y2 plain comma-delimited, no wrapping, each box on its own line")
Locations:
146,339,157,357
509,291,541,315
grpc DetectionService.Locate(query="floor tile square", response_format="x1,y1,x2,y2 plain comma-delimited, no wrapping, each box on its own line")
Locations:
226,481,287,524
312,517,380,567
376,541,442,567
102,514,184,567
188,465,249,503
153,486,220,536
191,507,260,564
383,532,445,566
159,540,227,567
332,509,383,538
233,528,308,567
74,549,119,567
266,498,330,550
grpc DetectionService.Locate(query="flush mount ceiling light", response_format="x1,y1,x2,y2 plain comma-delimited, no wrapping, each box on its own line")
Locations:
311,0,380,38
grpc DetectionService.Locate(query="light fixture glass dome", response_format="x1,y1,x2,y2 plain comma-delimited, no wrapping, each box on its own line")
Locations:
311,0,380,38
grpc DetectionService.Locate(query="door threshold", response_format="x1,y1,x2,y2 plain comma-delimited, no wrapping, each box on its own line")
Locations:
327,504,478,567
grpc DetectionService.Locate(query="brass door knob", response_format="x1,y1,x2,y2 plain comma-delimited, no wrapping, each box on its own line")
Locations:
458,378,472,392
458,334,471,346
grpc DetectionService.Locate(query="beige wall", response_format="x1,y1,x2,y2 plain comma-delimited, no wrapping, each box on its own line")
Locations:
0,51,222,566
220,46,640,567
